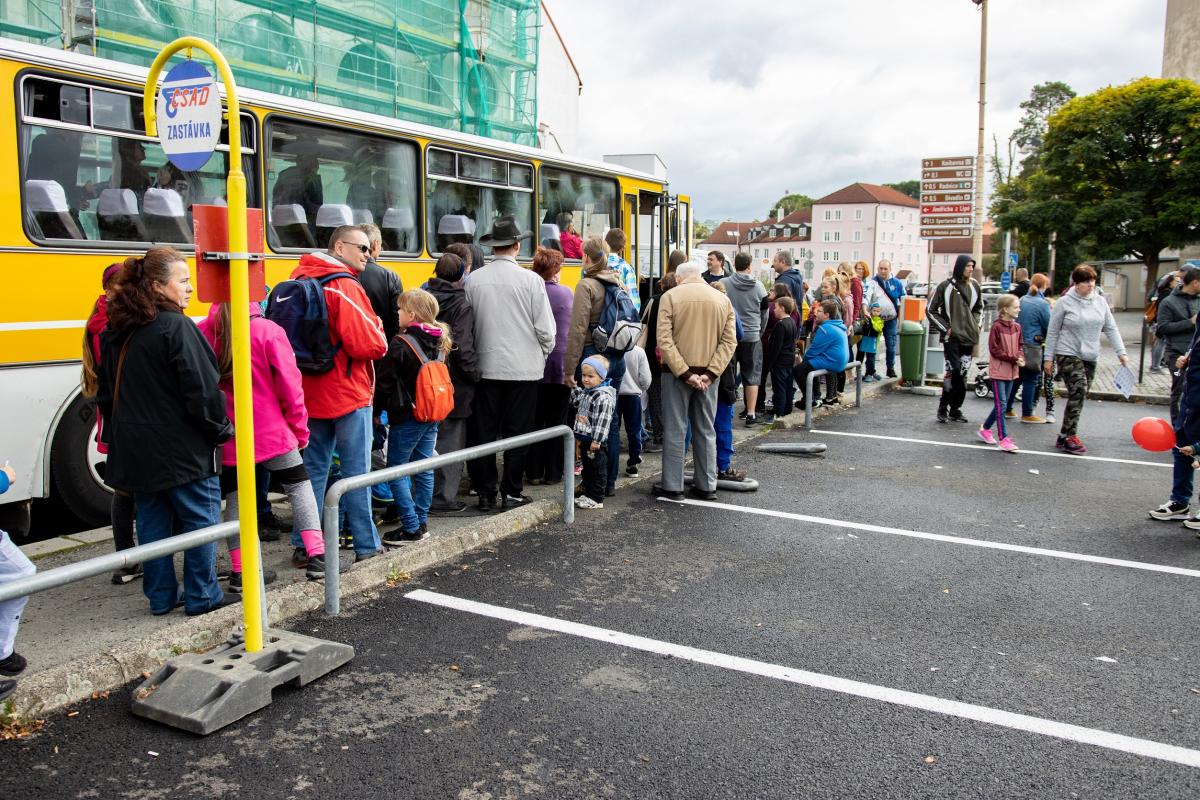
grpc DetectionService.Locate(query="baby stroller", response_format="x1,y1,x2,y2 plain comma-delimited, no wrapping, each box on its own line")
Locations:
973,359,1026,402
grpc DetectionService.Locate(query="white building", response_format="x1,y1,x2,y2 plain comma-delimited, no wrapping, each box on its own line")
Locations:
744,208,816,278
698,219,761,263
809,183,925,277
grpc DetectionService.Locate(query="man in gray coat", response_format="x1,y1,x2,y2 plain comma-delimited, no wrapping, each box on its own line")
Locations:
464,216,555,511
1155,266,1200,423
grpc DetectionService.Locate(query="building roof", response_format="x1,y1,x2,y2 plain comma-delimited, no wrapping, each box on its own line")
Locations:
814,182,920,208
930,233,995,253
699,220,759,246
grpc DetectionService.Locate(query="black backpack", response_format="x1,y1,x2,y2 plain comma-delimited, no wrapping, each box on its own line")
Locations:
265,272,354,374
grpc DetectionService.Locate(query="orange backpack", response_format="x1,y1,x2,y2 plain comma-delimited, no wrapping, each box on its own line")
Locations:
399,334,454,422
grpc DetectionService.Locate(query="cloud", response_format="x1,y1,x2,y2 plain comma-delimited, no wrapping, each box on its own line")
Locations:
545,0,1167,222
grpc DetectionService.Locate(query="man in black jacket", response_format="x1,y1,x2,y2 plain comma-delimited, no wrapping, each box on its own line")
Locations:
423,252,480,512
1155,266,1200,423
927,255,982,423
358,223,403,453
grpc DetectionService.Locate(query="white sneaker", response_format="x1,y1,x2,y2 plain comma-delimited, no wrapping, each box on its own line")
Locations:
1150,501,1191,521
1043,414,1056,424
575,496,603,509
1184,515,1200,530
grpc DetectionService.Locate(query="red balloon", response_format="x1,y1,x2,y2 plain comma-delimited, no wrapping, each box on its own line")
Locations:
1131,416,1175,452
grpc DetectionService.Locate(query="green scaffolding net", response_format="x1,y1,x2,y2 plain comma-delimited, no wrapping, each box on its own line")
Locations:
2,0,540,146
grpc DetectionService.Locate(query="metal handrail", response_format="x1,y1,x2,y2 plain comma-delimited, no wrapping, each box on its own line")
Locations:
0,522,239,604
804,361,864,428
321,424,575,615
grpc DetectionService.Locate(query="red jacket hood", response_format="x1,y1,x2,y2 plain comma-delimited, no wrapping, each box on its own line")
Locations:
294,252,361,280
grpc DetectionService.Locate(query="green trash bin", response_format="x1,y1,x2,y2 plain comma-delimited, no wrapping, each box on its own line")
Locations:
899,320,925,382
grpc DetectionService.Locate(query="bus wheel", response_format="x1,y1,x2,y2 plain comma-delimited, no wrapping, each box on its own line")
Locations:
50,395,112,527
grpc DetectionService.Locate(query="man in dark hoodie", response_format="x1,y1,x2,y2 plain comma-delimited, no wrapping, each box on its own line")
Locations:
1154,266,1200,423
423,252,479,513
927,255,982,423
358,223,403,454
722,252,769,426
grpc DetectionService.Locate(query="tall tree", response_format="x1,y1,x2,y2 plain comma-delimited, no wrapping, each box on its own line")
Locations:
692,220,712,242
1030,77,1200,298
766,193,814,219
883,180,919,200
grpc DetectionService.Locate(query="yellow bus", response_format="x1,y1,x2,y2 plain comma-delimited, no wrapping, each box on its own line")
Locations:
0,38,691,535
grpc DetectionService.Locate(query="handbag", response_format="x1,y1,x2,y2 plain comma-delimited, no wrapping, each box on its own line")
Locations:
1022,343,1042,368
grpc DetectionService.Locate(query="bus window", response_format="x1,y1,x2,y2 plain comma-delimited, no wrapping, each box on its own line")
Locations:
266,118,419,254
19,76,256,246
537,167,618,259
425,147,534,257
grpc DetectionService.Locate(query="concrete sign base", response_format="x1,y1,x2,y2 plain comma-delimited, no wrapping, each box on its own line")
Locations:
131,628,354,735
755,443,828,455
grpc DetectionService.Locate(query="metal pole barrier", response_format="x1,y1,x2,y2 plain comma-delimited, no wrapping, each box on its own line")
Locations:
0,522,239,604
323,425,575,615
562,431,575,524
804,369,823,429
854,361,863,407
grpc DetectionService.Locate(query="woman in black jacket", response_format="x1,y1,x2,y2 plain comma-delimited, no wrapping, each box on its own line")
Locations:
97,247,235,617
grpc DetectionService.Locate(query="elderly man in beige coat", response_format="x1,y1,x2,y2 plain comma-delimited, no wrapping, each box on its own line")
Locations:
651,260,737,501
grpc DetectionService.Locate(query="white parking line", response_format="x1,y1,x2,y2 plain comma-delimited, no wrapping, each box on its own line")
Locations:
406,589,1200,769
665,498,1200,579
807,429,1170,468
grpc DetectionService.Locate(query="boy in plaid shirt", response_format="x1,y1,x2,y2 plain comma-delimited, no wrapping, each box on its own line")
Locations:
571,355,616,509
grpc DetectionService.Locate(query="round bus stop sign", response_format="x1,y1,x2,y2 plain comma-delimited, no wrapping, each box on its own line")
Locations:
156,60,221,171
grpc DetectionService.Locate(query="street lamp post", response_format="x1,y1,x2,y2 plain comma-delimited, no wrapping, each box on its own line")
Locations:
972,0,988,268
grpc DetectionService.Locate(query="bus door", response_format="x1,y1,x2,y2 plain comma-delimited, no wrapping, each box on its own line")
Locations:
637,189,662,297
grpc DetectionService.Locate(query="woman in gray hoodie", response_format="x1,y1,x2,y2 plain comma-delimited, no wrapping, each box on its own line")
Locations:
1043,264,1128,454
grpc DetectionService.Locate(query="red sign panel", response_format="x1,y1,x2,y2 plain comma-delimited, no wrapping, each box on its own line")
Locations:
194,205,266,304
921,204,973,215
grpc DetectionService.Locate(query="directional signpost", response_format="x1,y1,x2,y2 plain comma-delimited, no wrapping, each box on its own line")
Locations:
920,156,974,239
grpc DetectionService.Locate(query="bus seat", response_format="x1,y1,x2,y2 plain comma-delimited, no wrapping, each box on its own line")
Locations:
382,207,416,251
143,188,192,244
539,223,561,244
271,204,316,249
315,203,353,247
25,179,84,240
98,188,147,242
436,214,475,251
352,208,374,225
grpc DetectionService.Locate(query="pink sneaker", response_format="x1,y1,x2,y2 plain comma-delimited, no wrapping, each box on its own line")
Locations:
977,428,997,445
998,436,1019,452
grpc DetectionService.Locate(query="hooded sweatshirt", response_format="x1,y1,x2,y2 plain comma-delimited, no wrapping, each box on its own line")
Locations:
563,263,624,380
804,318,850,373
1154,285,1200,356
1044,286,1126,363
290,252,389,419
927,255,982,346
424,277,480,419
198,303,309,466
721,271,769,339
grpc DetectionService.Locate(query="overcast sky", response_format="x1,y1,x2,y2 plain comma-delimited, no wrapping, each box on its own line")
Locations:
546,0,1167,223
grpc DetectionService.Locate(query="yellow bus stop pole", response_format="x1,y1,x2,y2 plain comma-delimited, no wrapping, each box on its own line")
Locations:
144,38,263,653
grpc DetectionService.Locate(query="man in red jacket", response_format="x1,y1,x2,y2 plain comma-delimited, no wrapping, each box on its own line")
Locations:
292,225,389,563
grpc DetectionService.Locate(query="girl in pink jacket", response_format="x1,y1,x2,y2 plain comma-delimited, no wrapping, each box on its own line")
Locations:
978,294,1024,453
199,303,328,585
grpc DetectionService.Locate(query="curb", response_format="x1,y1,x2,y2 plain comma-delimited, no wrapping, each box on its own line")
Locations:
10,499,562,719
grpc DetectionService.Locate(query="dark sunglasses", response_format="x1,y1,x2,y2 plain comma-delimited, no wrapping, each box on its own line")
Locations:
342,242,370,254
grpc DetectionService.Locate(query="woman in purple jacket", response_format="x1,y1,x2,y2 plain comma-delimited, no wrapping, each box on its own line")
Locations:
526,247,574,484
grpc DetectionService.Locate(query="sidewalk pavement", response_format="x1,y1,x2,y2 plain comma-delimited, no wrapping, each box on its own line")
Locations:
10,373,896,718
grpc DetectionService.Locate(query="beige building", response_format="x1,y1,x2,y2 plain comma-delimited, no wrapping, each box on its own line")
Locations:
1164,0,1200,265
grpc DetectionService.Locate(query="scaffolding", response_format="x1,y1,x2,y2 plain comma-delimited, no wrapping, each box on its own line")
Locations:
0,0,540,146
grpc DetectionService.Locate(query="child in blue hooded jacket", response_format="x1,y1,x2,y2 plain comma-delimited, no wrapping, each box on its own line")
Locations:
793,299,850,408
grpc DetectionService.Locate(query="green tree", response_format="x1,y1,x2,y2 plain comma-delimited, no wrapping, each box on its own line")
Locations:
692,220,712,242
1012,80,1076,174
883,180,919,199
766,193,814,219
994,78,1200,296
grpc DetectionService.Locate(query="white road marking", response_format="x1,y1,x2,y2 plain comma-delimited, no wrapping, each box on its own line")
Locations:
406,589,1200,769
665,498,1200,579
807,429,1170,469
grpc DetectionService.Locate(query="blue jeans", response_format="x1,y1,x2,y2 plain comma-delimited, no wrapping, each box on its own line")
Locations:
134,475,223,615
1171,447,1195,506
0,531,35,658
1014,368,1041,416
301,406,379,558
715,400,734,472
385,418,439,532
982,379,1014,439
882,318,899,372
607,394,644,488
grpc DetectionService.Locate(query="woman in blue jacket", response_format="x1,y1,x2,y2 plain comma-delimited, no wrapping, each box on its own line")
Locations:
794,299,850,408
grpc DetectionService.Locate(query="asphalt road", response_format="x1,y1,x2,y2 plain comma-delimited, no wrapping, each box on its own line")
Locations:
5,390,1199,799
